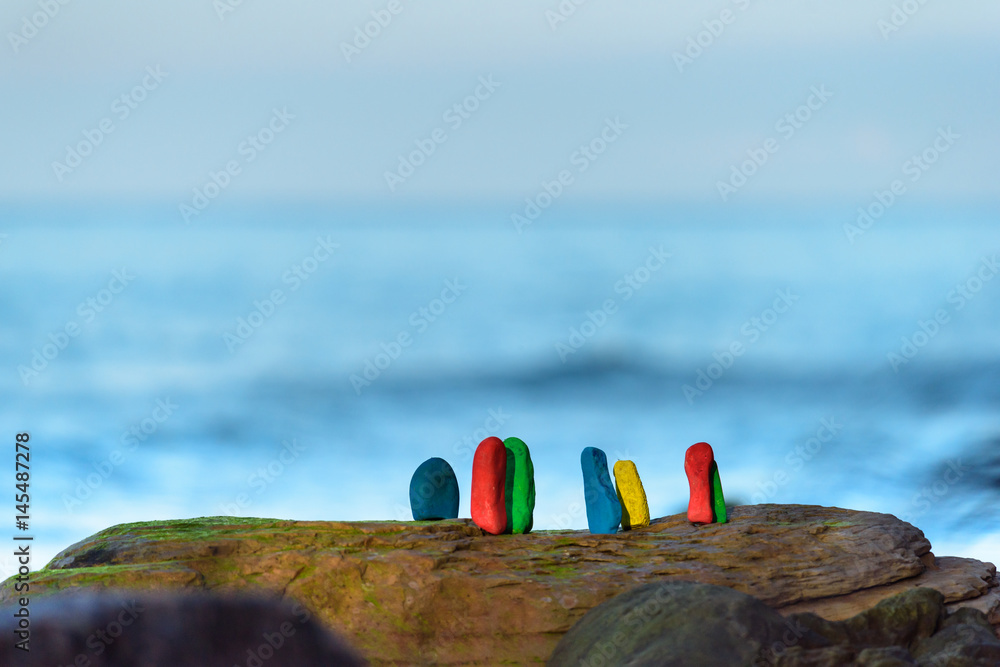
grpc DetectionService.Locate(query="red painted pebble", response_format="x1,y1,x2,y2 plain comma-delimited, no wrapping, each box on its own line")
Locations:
685,442,715,525
471,437,508,535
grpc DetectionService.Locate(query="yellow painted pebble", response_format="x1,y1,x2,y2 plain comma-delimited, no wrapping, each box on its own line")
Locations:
613,460,650,530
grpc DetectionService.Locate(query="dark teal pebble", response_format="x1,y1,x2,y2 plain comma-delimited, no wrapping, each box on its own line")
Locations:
409,457,459,521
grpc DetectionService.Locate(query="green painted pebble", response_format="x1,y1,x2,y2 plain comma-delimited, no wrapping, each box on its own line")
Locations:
502,437,535,534
710,460,727,524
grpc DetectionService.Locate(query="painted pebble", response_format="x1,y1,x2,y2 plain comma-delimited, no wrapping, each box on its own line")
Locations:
581,447,621,534
613,460,650,530
409,457,459,521
471,437,508,535
710,460,727,524
503,437,536,534
685,442,715,524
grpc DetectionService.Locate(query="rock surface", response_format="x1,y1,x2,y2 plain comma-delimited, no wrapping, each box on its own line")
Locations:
503,437,535,534
0,590,367,666
779,555,1000,626
1,504,996,665
409,457,459,521
581,446,621,534
613,460,650,530
549,582,1000,666
470,436,506,534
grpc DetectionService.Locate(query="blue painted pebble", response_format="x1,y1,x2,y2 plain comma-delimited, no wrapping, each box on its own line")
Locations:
580,447,621,534
409,457,460,521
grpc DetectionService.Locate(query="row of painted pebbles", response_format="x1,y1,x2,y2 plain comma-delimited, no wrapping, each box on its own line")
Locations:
408,436,536,535
408,439,726,534
582,441,727,534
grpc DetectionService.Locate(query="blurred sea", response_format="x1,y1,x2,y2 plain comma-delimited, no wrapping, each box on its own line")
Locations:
1,199,998,574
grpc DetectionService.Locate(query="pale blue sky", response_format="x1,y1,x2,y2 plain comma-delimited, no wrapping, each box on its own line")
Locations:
1,1,997,201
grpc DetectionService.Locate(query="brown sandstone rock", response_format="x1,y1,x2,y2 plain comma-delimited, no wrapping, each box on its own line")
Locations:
0,504,995,665
778,554,1000,628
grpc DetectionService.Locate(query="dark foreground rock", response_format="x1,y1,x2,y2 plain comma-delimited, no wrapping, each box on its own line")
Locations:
549,580,820,666
0,504,996,665
549,582,1000,666
0,591,366,666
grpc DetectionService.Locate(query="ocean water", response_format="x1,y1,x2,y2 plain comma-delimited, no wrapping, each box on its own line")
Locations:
1,199,998,576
